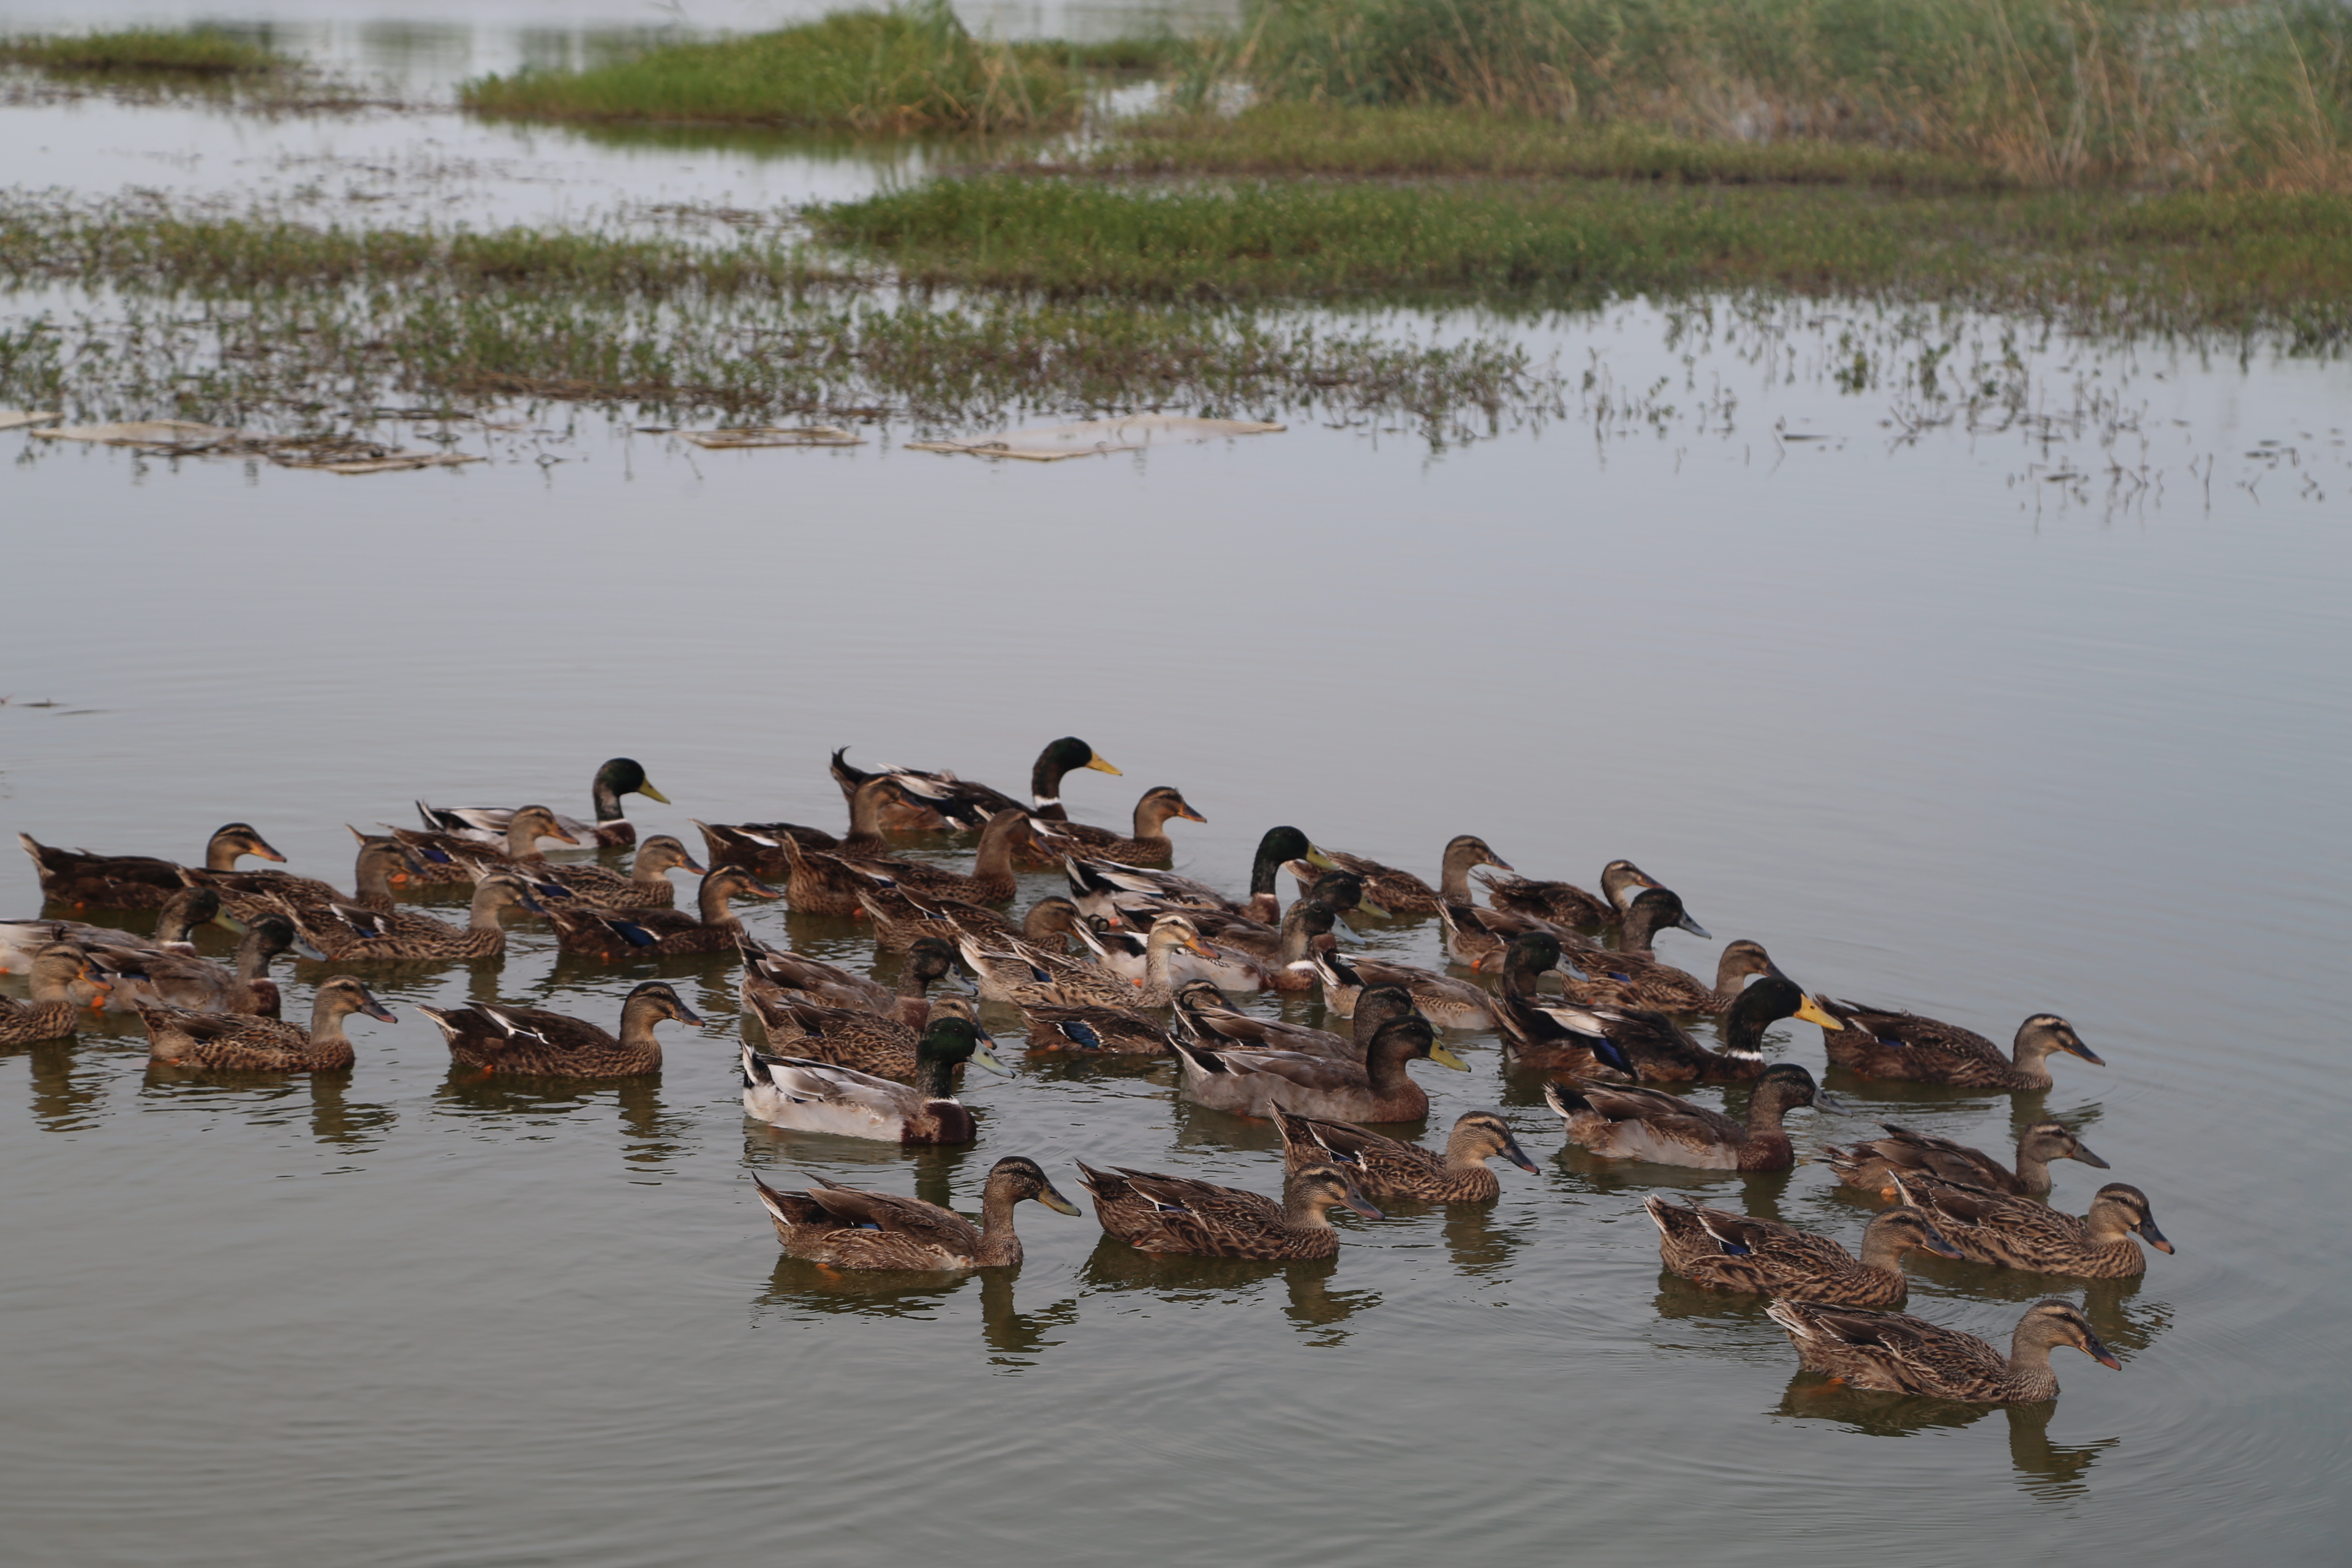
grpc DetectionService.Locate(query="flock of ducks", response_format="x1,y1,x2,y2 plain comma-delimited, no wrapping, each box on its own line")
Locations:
1,739,2169,1405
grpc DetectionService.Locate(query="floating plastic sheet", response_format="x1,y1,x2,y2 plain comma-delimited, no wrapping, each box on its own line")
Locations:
0,410,61,431
907,414,1285,462
679,425,864,449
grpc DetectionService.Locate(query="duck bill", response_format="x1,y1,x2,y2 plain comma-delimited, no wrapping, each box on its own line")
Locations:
1499,1133,1540,1174
744,878,783,900
358,989,398,1023
548,826,582,846
1920,1226,1966,1259
1183,935,1218,959
1036,1183,1085,1216
1809,1089,1858,1115
1795,994,1844,1030
2073,1143,2111,1170
1343,1190,1384,1221
638,781,672,805
293,934,329,962
2083,1332,2123,1371
2064,1035,2106,1066
1675,912,1712,938
1085,755,1121,777
251,839,287,864
970,1044,1015,1077
1176,805,1207,824
679,858,709,876
1354,898,1390,919
1302,846,1340,872
1427,1042,1471,1072
2138,1218,2174,1254
674,1004,709,1028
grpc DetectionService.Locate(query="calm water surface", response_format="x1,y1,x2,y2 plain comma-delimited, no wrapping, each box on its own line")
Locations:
4,15,2351,1566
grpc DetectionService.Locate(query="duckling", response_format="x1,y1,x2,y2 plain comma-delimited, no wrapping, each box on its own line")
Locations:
294,872,546,962
745,990,992,1085
139,975,395,1071
1032,787,1205,865
1476,858,1662,929
1893,1176,2172,1279
418,757,667,850
1767,1296,2120,1403
740,935,960,1026
753,1156,1082,1270
1170,1012,1468,1123
1076,1161,1381,1261
1506,969,1844,1084
543,866,778,958
1313,834,1512,918
1645,1197,1962,1307
0,883,227,971
834,737,1121,834
1823,1121,2108,1199
1544,1064,1847,1172
738,1017,1009,1145
856,888,1084,955
0,942,110,1044
20,823,283,908
421,981,706,1077
1296,946,1501,1031
1275,1106,1537,1203
1818,1005,2103,1091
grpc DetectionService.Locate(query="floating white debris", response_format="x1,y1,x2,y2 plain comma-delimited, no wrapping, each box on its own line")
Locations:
270,451,486,475
908,414,1285,462
0,410,62,432
679,426,864,449
32,420,241,446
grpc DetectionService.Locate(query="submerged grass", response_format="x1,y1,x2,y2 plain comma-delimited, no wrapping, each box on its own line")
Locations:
461,3,1077,133
0,25,287,78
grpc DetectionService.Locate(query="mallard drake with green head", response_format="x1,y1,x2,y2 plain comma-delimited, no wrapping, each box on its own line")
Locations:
1063,825,1316,923
20,823,283,909
856,887,1083,955
1295,947,1499,1030
96,913,316,1017
292,872,546,962
190,835,424,925
1275,1106,1537,1203
753,1156,1082,1270
1768,1296,2120,1403
0,942,110,1043
421,981,706,1077
1,883,227,973
1032,787,1205,866
1544,1064,1847,1172
738,1017,1009,1145
1476,859,1663,930
1076,1160,1381,1261
1645,1196,1961,1306
1170,1011,1468,1123
1313,834,1513,918
543,865,778,959
740,934,959,1026
836,737,1123,834
1893,1175,2171,1278
1505,967,1845,1084
418,758,668,850
1824,1121,2108,1199
139,975,394,1071
1819,1004,2103,1091
746,989,992,1085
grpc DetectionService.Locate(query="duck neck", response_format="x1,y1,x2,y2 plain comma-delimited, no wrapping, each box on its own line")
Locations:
468,883,516,932
204,834,247,872
1744,1087,1796,1139
2003,1321,2065,1398
1247,836,1295,900
2013,1145,2056,1192
307,993,357,1047
1436,843,1485,904
1598,861,1645,910
27,961,81,1007
1855,1215,1920,1273
1129,794,1173,842
630,848,673,885
1029,747,1073,819
503,816,548,859
352,844,405,903
154,889,212,946
1496,946,1550,1000
591,774,625,826
895,960,941,1001
1364,1031,1422,1091
914,1052,961,1102
695,878,742,927
1441,1123,1496,1174
2007,1037,2059,1090
614,993,668,1052
1142,932,1185,992
232,927,281,985
973,1185,1025,1268
1275,902,1333,966
846,780,893,842
971,813,1024,881
1281,1187,1338,1230
1616,899,1668,956
1717,989,1778,1058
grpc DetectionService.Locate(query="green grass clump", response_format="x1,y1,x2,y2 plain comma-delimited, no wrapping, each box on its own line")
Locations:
0,25,285,77
1103,104,2003,189
1208,0,2352,189
815,175,2352,340
461,3,1077,133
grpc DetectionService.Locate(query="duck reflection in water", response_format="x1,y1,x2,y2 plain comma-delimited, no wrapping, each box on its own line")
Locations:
17,1038,108,1133
1076,1239,1379,1343
1773,1378,2119,1499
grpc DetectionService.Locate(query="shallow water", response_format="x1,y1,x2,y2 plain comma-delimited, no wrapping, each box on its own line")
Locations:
5,13,2352,1566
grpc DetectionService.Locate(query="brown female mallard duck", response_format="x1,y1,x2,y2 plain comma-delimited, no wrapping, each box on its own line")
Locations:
405,823,706,911
20,823,283,908
293,872,546,962
1275,1106,1537,1203
1893,1175,2172,1278
738,1017,1009,1145
740,935,959,1025
1817,1004,2103,1091
421,981,706,1077
0,942,110,1043
97,913,315,1018
1016,995,1173,1055
1475,858,1663,929
772,793,1031,917
1823,1121,2108,1199
139,974,394,1071
753,1156,1082,1270
190,835,424,925
1313,834,1512,918
417,757,668,850
1,884,227,971
1171,979,1421,1061
1543,1064,1847,1172
1536,889,1724,1012
543,865,778,959
1767,1296,2120,1402
394,805,578,871
1296,946,1501,1030
1159,894,1352,995
856,887,1083,954
1170,1011,1468,1122
1032,786,1205,866
959,915,1214,1009
834,737,1123,834
1436,897,1583,969
1064,826,1317,924
1502,965,1842,1084
1645,1196,1961,1306
1076,1160,1381,1260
